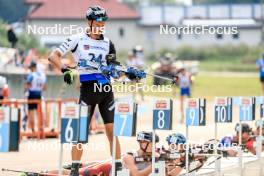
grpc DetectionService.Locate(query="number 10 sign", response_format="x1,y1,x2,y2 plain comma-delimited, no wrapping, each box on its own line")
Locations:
153,99,173,130
215,97,233,123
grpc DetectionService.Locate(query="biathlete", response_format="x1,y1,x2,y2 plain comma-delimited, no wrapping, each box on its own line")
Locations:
0,75,9,106
122,131,159,176
174,68,193,123
25,61,46,133
220,122,264,156
42,131,159,176
48,6,134,175
256,53,264,94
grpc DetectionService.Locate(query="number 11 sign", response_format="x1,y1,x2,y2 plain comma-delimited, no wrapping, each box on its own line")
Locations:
239,97,255,121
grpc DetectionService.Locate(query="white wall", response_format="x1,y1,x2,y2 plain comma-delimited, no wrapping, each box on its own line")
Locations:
140,26,261,51
26,19,262,53
26,19,141,51
140,4,262,25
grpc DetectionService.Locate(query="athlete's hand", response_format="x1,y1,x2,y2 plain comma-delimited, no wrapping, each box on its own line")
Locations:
172,75,179,85
100,65,111,75
61,68,74,85
125,67,146,80
125,72,137,80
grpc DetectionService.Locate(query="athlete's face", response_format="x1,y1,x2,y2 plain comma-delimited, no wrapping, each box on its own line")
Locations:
29,66,36,72
256,127,264,136
88,20,106,35
236,132,250,143
169,143,184,152
139,141,152,153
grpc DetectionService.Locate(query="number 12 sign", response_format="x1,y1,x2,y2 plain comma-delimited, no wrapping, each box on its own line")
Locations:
256,96,264,118
153,99,173,130
239,97,255,121
114,101,137,137
186,98,206,126
215,97,233,123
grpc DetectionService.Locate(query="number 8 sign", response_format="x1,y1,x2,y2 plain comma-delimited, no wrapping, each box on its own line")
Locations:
61,103,79,143
113,101,137,137
153,99,173,130
186,98,206,126
239,97,255,121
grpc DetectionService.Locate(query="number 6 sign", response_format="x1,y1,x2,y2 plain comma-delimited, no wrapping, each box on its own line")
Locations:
153,99,173,130
61,103,79,143
0,107,9,152
186,98,206,126
113,101,137,137
239,97,255,121
0,107,20,152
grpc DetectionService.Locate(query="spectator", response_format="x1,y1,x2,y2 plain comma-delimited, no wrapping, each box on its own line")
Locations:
25,61,46,132
256,53,264,94
0,76,9,106
174,68,193,123
7,26,18,48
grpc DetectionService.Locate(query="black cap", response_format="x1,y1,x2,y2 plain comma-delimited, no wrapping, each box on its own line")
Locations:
86,6,108,22
137,131,159,143
29,61,37,68
235,123,251,133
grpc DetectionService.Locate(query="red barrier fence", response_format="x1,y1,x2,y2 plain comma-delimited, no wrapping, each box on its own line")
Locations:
0,98,78,139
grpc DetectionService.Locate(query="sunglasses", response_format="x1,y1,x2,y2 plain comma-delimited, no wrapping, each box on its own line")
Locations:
96,17,108,22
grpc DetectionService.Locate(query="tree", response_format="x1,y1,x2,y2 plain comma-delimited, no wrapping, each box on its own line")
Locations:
0,0,29,23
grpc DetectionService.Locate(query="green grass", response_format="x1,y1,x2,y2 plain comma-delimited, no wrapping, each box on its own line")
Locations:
117,74,262,99
191,74,262,99
200,60,257,72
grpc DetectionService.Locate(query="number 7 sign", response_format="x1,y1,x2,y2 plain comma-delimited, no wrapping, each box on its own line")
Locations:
113,101,137,137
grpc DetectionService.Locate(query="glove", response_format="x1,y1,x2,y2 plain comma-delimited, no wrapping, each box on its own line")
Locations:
172,75,179,85
100,65,111,75
126,67,146,80
125,72,137,80
61,67,74,85
106,54,120,65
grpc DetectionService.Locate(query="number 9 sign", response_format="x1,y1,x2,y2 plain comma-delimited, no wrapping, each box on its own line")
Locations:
61,103,79,143
113,101,137,137
186,98,206,126
239,97,255,121
153,99,173,130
